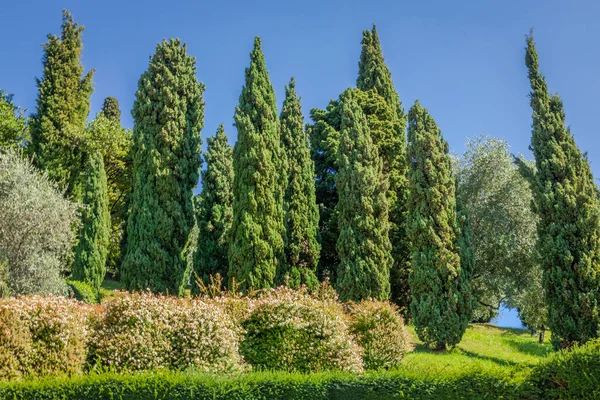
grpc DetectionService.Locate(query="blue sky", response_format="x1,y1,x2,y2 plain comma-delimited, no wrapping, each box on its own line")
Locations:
3,0,599,327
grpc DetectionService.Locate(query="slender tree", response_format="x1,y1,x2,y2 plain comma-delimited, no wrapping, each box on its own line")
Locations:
72,151,110,290
335,90,392,301
229,37,285,290
278,78,320,288
517,34,600,348
357,25,410,313
29,10,94,199
407,100,470,349
192,125,234,291
122,39,204,295
0,90,27,150
101,97,121,121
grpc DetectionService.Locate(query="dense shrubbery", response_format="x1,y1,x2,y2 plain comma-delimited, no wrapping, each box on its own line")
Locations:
527,338,600,398
66,280,99,304
90,292,243,373
240,287,363,373
348,300,410,370
0,296,91,379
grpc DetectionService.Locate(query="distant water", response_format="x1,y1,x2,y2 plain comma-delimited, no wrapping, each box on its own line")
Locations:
493,304,525,329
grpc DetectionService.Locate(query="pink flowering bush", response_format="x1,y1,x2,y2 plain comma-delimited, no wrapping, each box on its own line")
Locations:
239,287,363,373
90,292,243,372
348,300,410,370
0,296,91,379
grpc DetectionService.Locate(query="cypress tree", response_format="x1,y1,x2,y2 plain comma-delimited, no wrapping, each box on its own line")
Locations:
519,35,600,348
192,125,234,291
29,10,94,198
278,78,320,288
122,39,204,295
407,100,470,349
101,96,121,122
357,25,410,315
335,89,392,301
229,37,285,290
72,151,111,289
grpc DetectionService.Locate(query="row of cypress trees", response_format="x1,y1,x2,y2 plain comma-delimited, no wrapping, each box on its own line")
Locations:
26,10,599,350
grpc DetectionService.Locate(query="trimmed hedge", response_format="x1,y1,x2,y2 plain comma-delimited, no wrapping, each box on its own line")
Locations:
0,370,530,400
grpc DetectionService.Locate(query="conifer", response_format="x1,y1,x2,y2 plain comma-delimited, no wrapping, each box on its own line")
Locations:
407,101,470,349
193,125,234,291
335,90,392,301
229,37,285,290
278,78,320,288
122,39,204,295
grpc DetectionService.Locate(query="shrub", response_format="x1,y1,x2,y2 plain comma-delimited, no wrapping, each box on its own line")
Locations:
527,338,600,398
90,292,243,372
0,150,79,296
66,280,99,304
0,296,90,379
348,300,410,370
240,287,363,373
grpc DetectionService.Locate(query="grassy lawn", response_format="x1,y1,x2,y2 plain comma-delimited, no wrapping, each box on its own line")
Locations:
402,324,552,381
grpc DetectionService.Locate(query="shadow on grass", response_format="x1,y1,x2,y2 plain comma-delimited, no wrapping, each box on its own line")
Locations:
504,338,552,358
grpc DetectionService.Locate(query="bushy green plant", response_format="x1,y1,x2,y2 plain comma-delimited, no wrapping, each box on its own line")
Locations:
0,296,90,379
0,149,79,296
66,280,99,304
348,300,410,370
528,338,600,398
240,287,363,373
90,292,243,372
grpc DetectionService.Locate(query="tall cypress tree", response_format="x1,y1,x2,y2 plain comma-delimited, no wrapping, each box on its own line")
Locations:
519,35,600,348
356,25,410,314
193,125,234,291
229,37,285,290
277,78,320,288
29,10,94,199
101,97,121,121
122,39,204,295
335,90,392,301
72,151,111,289
407,100,470,349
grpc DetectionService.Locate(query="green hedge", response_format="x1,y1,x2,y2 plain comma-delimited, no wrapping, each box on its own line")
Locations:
66,280,99,304
0,370,530,400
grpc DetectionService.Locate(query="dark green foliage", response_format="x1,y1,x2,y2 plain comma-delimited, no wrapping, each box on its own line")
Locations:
0,370,531,399
335,90,392,301
29,10,94,198
527,339,600,398
193,125,233,291
229,37,285,290
66,280,99,304
406,101,471,349
519,35,600,349
122,39,204,295
72,152,110,290
356,25,410,314
0,90,27,149
101,97,121,121
278,78,320,288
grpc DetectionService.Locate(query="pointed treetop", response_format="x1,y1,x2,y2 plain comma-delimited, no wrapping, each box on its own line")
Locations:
101,97,121,121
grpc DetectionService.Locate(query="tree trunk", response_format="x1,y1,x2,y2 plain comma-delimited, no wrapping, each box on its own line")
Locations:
538,328,545,344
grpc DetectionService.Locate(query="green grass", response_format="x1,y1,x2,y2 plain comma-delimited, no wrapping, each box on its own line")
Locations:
99,278,123,301
402,324,552,381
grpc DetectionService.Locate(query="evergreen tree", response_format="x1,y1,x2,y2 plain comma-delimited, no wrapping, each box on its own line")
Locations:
101,96,121,121
0,90,27,150
278,78,320,288
229,37,285,290
122,39,204,295
72,151,110,290
192,125,234,291
29,10,94,199
357,25,410,314
335,90,391,301
407,101,470,349
518,34,600,348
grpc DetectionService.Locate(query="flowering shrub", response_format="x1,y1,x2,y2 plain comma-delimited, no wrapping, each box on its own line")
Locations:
0,296,90,379
90,292,243,372
348,300,410,370
240,287,363,373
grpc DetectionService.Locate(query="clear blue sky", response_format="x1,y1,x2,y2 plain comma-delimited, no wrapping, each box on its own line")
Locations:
3,0,599,327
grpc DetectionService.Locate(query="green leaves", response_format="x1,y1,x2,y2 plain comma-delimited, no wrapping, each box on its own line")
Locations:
122,39,204,295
